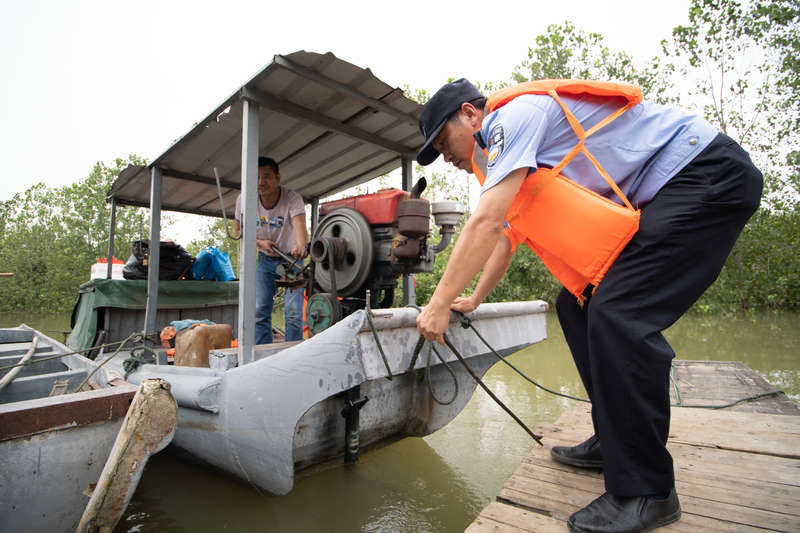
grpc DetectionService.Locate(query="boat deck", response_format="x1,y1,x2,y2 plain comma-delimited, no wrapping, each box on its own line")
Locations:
466,360,800,532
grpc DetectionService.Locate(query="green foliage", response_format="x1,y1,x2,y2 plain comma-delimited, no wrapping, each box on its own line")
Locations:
512,20,677,104
663,0,800,209
4,5,797,318
413,226,562,308
696,206,800,311
416,9,799,314
487,246,562,305
185,217,241,273
0,156,151,312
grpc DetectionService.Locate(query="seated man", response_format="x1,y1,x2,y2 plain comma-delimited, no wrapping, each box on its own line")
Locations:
235,157,308,343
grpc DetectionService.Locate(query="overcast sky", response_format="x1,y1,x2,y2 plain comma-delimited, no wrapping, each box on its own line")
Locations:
0,0,690,203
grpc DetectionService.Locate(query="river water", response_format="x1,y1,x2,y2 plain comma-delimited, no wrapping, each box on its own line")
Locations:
2,310,797,532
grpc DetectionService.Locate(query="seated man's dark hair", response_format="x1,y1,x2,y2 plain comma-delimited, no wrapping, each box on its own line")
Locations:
258,157,279,173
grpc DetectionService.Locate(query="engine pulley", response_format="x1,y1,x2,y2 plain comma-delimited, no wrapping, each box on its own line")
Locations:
305,292,343,336
309,208,374,297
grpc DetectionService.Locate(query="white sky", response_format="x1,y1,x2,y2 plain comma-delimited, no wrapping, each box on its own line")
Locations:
0,0,690,203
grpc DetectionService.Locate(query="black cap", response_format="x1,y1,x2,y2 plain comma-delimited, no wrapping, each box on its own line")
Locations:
416,78,483,166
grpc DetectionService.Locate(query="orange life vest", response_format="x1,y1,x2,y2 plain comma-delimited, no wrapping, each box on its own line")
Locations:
471,80,643,303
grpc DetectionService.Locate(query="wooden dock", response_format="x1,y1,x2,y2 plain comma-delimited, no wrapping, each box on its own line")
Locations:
467,360,800,532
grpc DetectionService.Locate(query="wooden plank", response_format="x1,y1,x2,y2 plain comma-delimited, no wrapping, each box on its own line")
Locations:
535,407,800,460
529,429,800,487
498,471,791,532
512,448,800,516
465,502,562,533
0,384,136,440
496,486,755,532
466,516,528,533
468,361,800,532
500,468,800,531
669,408,800,458
669,360,798,414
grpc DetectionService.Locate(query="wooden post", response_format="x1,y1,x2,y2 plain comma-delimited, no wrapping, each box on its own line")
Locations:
76,378,178,533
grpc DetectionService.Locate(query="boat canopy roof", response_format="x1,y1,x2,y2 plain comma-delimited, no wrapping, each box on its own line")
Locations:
108,51,425,218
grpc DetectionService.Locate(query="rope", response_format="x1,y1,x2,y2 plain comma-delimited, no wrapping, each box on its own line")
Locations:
364,308,393,381
122,345,158,379
0,333,158,372
455,310,787,411
457,312,590,403
669,363,786,409
214,166,241,241
423,340,459,405
74,331,149,391
411,306,542,444
442,333,543,445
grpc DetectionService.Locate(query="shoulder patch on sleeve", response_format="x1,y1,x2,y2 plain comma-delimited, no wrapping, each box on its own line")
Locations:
487,124,504,167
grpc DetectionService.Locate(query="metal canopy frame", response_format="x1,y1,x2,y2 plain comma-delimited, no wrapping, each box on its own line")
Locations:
104,51,425,365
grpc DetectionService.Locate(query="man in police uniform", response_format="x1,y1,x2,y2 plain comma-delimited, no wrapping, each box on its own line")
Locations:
415,79,762,532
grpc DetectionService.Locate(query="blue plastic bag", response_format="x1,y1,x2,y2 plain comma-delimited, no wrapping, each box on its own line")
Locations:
188,249,212,280
188,246,235,282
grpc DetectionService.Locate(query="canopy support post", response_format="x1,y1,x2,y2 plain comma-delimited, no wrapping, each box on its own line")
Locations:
310,198,319,236
106,197,117,279
401,158,416,307
144,166,163,363
238,98,260,366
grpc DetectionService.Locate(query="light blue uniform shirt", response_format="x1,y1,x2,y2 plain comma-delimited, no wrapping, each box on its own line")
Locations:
480,93,719,207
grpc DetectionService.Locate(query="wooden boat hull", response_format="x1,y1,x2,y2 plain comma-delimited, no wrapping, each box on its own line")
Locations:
0,326,138,533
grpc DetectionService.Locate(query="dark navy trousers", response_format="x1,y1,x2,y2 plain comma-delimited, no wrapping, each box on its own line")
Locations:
555,133,763,496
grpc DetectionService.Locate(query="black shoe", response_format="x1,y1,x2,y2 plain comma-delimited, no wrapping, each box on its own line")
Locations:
567,489,681,533
551,434,603,469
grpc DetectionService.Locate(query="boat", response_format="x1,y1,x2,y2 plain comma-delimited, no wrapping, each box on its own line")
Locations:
67,50,551,496
119,301,547,495
0,325,135,532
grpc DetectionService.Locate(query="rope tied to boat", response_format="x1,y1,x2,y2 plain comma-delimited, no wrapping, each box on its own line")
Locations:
411,306,543,445
422,338,459,405
457,308,786,410
669,363,785,409
122,345,157,379
364,307,393,381
75,331,150,391
407,307,460,405
456,311,590,404
0,332,158,372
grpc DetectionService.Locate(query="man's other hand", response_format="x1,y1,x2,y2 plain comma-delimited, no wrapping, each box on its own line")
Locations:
451,296,479,313
416,301,450,345
256,239,276,254
290,242,308,259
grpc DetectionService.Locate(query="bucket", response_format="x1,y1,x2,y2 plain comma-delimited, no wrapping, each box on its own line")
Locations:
91,257,125,280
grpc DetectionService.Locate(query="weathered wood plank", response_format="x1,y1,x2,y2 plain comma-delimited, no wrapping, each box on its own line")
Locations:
668,408,800,458
467,361,800,532
465,516,528,533
511,448,800,516
465,502,563,533
500,470,798,530
525,426,800,489
496,486,758,532
669,360,798,414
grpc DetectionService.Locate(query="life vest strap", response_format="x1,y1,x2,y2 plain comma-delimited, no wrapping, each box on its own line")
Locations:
546,90,636,211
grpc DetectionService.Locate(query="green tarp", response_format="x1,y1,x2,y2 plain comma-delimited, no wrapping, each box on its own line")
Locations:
67,279,239,352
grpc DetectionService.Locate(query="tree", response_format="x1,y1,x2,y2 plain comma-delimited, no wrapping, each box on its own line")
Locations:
663,0,800,209
185,217,241,274
512,21,677,104
0,155,153,312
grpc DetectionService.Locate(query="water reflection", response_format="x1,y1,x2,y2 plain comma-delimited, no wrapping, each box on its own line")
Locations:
1,310,797,532
122,436,485,533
